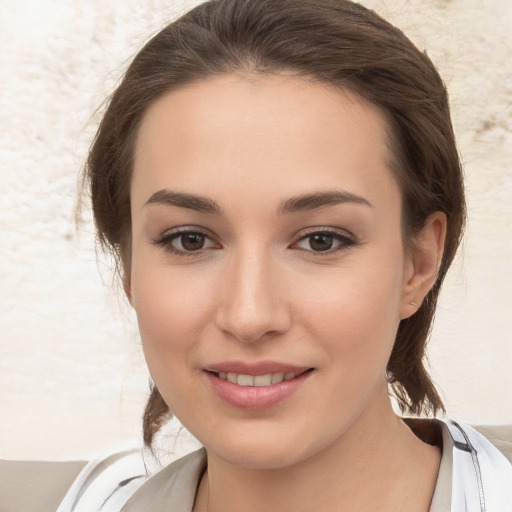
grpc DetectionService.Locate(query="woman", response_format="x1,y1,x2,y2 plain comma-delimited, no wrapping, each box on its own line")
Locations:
2,0,511,511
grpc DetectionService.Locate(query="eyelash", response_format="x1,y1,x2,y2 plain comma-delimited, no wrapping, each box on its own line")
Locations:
152,227,357,256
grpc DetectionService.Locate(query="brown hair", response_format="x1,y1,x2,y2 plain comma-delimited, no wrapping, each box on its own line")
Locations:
85,0,465,447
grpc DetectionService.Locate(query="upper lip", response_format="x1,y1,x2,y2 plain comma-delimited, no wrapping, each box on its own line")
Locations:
205,360,312,376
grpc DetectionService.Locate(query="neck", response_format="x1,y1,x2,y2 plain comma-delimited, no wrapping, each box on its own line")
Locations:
194,393,441,512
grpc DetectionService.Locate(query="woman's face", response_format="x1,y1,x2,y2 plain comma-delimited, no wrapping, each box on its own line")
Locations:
129,73,418,468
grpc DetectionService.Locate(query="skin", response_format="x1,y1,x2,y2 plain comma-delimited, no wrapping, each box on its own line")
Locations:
128,73,446,511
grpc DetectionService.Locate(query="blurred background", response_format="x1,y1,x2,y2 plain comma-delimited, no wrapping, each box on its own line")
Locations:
0,0,511,460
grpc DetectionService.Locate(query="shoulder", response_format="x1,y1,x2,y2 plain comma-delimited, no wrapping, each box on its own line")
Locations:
1,447,206,512
56,448,149,511
0,458,87,512
58,447,206,512
472,424,512,463
444,419,512,466
440,419,512,510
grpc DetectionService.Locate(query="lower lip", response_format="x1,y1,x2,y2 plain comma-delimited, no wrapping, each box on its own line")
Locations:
204,371,312,411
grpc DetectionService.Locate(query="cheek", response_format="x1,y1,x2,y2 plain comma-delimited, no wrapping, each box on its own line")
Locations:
299,256,404,365
130,261,217,380
297,270,403,428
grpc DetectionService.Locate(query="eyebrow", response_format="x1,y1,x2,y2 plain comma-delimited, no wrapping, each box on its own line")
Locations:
278,191,372,214
144,189,371,215
144,189,222,214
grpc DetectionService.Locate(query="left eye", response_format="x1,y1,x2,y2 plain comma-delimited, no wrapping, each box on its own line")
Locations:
294,232,353,252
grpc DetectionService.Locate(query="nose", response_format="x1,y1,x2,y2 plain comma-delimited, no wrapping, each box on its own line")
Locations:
215,249,292,343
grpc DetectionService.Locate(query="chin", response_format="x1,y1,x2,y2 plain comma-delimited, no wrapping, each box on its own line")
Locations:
211,439,310,470
197,419,336,470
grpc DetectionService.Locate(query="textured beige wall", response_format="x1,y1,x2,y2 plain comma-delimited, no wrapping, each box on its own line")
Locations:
0,0,510,459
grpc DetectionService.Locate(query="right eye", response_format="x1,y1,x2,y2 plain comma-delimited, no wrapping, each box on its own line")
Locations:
153,229,218,255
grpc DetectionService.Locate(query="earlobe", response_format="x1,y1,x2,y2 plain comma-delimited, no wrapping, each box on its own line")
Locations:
400,212,447,319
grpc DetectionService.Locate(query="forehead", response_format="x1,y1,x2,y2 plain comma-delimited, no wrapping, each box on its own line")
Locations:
132,73,399,211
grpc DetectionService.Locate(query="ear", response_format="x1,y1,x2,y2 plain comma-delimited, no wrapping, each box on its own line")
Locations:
400,212,447,319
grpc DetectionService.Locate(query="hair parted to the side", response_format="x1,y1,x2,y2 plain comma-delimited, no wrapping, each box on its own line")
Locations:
85,0,465,448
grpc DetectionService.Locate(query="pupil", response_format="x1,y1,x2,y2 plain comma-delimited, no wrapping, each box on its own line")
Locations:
310,234,333,251
182,233,205,251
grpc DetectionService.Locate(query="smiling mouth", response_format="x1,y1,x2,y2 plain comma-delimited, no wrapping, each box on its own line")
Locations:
210,369,313,387
205,367,314,410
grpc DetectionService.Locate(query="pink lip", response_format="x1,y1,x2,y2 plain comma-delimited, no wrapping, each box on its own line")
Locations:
203,361,313,411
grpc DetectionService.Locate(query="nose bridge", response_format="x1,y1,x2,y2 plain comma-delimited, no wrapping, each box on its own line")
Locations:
216,244,290,342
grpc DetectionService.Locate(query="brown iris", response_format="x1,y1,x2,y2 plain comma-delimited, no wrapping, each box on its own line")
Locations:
181,233,206,251
309,234,334,252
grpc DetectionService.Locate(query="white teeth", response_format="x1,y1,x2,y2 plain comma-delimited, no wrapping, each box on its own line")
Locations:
217,371,300,386
271,372,284,384
254,374,273,386
238,374,255,386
